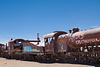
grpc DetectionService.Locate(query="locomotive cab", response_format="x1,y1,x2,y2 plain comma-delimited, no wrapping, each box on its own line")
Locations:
43,34,55,54
42,31,67,55
8,39,24,51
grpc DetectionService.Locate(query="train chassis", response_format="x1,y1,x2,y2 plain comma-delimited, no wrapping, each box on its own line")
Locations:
1,50,100,64
1,45,100,64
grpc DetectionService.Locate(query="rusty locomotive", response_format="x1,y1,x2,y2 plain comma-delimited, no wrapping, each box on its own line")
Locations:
1,27,100,63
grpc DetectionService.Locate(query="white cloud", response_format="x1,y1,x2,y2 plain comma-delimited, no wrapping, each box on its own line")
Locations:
90,26,100,29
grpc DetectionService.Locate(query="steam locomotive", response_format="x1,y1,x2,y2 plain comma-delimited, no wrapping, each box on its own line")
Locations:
1,27,100,64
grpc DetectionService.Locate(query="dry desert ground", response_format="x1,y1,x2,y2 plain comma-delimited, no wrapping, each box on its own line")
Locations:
0,57,99,67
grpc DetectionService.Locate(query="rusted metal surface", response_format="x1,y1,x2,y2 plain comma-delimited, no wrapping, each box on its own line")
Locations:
42,31,67,54
22,52,44,55
23,41,44,53
58,34,69,39
45,44,54,52
8,39,25,43
57,38,67,52
2,28,100,63
0,44,4,46
57,34,70,52
42,31,67,38
0,44,4,50
42,33,57,38
9,39,40,43
7,38,43,57
68,28,100,48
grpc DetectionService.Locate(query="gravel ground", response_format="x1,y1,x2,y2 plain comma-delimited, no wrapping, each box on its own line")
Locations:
0,58,99,67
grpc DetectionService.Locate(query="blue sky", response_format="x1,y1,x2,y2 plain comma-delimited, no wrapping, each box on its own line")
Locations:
0,0,100,44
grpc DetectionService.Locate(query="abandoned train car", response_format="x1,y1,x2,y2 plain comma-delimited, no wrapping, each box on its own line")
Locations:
42,27,100,63
1,27,100,64
2,38,44,60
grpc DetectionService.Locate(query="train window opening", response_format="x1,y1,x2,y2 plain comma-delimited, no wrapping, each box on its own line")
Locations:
13,40,22,49
88,46,92,49
14,41,22,44
98,45,100,50
45,37,53,44
45,38,48,44
50,38,53,44
80,47,83,51
14,46,20,49
84,46,88,52
88,46,92,52
98,45,100,47
53,37,55,40
84,49,88,52
19,41,22,44
93,46,98,51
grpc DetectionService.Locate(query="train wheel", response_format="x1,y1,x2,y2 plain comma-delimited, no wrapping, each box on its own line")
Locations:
35,56,40,60
31,56,35,60
35,56,39,60
71,56,78,63
87,57,96,64
65,56,70,63
41,55,46,60
19,54,22,60
15,54,19,60
39,56,42,60
23,54,28,60
79,56,86,63
26,54,30,60
6,55,11,59
50,55,54,61
50,55,56,61
21,55,24,60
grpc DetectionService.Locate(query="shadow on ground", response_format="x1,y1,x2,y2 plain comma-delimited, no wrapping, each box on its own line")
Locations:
2,57,100,67
22,59,100,67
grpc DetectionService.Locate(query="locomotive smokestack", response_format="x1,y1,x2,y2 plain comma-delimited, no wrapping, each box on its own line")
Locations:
69,30,72,33
73,27,79,33
11,38,13,41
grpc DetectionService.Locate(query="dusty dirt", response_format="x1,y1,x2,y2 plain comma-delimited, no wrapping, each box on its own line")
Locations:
0,57,99,67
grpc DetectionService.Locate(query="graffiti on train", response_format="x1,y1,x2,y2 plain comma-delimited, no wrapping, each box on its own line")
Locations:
76,38,100,44
69,34,84,42
24,46,40,52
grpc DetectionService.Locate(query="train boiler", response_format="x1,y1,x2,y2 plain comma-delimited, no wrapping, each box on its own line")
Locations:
65,27,100,63
68,27,100,51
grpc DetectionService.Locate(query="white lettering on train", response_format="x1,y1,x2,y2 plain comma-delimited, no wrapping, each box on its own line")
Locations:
76,38,100,44
69,34,84,42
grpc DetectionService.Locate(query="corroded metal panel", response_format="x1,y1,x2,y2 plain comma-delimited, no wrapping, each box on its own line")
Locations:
45,44,54,53
68,28,100,48
42,33,56,38
57,39,67,52
23,42,43,53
